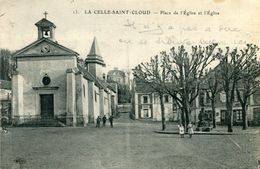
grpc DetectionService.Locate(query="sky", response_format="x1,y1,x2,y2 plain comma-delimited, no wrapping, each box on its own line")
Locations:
0,0,260,73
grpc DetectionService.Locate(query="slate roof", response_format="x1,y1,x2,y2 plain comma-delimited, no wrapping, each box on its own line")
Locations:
107,83,117,93
85,37,105,66
77,64,117,93
134,82,156,93
88,37,101,57
35,18,56,28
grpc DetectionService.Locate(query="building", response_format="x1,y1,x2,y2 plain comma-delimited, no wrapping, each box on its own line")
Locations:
107,68,129,85
133,80,260,125
11,16,117,126
107,68,132,104
190,66,260,126
194,86,260,126
133,81,179,121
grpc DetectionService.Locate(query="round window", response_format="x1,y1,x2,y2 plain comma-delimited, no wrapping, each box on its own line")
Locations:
42,76,51,85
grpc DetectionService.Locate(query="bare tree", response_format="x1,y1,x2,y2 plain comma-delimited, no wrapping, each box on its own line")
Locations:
133,54,167,130
215,45,260,132
0,49,13,80
204,68,222,128
163,44,218,129
235,44,260,130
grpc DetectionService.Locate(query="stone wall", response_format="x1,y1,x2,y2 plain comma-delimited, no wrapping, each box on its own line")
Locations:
15,56,76,120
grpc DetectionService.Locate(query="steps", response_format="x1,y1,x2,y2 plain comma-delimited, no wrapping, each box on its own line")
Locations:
17,118,66,127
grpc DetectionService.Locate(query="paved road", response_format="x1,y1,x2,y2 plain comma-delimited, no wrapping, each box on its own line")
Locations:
1,113,260,169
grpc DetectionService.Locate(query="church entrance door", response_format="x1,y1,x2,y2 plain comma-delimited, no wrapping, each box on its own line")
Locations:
40,94,54,119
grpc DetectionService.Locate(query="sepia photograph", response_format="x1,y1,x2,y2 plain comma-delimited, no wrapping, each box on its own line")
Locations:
0,0,260,168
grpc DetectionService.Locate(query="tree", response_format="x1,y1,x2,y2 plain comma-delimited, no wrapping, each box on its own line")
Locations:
216,48,238,132
204,68,222,128
235,44,260,130
117,84,131,103
133,54,167,130
215,45,259,132
0,49,13,80
163,44,218,129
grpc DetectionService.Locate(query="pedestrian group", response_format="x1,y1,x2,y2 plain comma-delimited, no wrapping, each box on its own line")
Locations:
96,115,113,128
178,122,194,138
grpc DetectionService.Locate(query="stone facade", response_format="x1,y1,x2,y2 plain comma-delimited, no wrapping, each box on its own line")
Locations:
133,80,260,125
133,82,179,121
11,17,117,126
193,89,260,125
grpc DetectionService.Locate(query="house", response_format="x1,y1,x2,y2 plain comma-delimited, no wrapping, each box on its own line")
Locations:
194,85,260,126
191,66,260,126
133,81,179,121
11,16,117,126
133,76,260,126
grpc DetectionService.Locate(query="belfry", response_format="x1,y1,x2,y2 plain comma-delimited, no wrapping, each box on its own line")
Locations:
11,13,117,126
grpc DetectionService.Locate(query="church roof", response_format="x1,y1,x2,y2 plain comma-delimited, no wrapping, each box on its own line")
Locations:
12,38,79,58
77,64,105,88
77,64,117,93
77,64,96,81
107,83,117,93
89,37,101,56
35,18,56,28
85,37,105,66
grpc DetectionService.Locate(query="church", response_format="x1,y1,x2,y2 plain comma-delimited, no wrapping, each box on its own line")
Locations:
11,15,118,126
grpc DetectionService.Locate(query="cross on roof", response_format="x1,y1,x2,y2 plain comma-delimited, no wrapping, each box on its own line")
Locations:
44,11,48,19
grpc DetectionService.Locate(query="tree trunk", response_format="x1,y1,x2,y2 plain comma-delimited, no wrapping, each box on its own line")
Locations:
181,96,190,132
211,101,216,128
242,105,248,130
181,107,185,127
226,103,233,132
184,103,190,132
159,94,166,131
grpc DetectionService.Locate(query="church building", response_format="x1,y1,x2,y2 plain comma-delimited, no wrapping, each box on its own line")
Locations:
12,15,117,126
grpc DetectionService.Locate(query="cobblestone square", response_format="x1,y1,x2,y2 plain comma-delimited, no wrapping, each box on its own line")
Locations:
1,114,260,169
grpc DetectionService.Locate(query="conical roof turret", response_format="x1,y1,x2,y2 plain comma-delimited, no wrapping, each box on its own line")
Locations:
85,37,105,66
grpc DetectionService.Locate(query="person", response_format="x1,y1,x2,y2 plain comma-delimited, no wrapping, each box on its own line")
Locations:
96,116,101,128
1,116,8,133
188,122,194,138
102,115,107,127
109,115,113,128
178,124,185,138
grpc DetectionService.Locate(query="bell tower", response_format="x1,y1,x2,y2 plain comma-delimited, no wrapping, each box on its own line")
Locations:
35,12,56,41
85,37,106,79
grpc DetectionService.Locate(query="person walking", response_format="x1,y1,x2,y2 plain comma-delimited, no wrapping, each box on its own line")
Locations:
1,116,8,133
188,122,194,138
102,115,107,127
96,116,101,128
109,115,113,128
178,124,185,138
